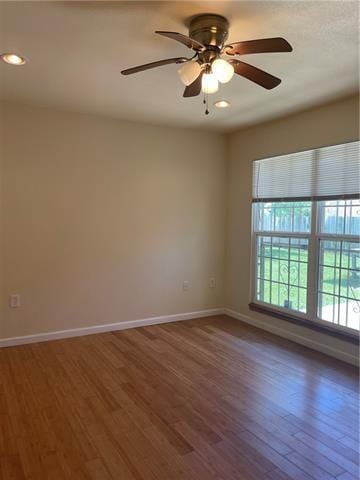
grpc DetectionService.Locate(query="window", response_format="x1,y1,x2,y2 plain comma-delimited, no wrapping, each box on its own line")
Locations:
256,234,308,313
251,142,359,335
317,199,359,331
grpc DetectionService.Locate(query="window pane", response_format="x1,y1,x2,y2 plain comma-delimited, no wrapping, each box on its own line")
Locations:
318,199,360,235
318,240,360,331
319,240,341,267
256,235,308,313
254,202,311,233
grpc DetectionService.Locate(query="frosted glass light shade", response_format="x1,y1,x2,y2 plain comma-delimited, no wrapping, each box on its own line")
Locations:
201,72,219,94
178,61,201,86
212,58,234,84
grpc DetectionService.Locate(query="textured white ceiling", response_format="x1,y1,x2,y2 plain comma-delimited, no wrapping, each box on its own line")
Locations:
0,1,358,132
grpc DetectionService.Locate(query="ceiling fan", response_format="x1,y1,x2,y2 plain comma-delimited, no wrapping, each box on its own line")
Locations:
121,14,292,113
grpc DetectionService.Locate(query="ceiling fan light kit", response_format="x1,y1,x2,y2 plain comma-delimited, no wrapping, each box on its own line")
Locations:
202,71,219,94
121,13,293,115
178,60,201,86
211,58,235,84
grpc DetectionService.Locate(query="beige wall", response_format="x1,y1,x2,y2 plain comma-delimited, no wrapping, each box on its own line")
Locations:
0,103,227,338
1,96,359,363
226,94,359,362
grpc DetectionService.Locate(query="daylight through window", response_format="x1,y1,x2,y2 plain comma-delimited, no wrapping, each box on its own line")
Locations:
252,142,360,334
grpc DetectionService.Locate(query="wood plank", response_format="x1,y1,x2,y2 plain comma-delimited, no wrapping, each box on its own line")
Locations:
0,315,357,479
294,431,358,476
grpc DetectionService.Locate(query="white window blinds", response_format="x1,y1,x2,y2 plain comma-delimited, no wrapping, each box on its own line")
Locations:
252,141,360,202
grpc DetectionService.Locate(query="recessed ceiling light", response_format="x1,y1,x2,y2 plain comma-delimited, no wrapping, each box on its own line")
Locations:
1,53,27,66
214,100,230,108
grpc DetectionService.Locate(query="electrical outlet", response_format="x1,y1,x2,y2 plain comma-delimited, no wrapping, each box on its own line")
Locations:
209,276,216,288
9,294,21,308
183,280,189,291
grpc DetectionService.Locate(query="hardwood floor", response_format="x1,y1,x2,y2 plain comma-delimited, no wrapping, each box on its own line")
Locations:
0,315,358,480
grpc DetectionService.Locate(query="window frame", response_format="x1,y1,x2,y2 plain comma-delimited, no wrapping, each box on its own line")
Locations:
250,199,359,340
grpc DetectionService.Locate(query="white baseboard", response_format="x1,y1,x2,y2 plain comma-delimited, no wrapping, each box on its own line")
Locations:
0,308,224,348
2,307,357,366
224,308,358,366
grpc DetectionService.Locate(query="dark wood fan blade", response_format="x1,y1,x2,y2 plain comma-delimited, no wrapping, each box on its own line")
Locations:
230,60,281,89
183,72,203,97
121,57,187,75
225,37,292,56
156,31,205,52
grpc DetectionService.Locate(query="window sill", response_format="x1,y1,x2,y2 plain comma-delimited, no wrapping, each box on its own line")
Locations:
249,302,359,344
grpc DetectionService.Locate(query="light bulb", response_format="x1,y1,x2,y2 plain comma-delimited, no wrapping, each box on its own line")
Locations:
1,53,26,65
201,72,219,94
214,100,230,108
178,61,201,86
212,58,234,84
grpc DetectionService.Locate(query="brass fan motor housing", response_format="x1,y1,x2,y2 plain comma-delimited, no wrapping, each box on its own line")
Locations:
189,14,229,49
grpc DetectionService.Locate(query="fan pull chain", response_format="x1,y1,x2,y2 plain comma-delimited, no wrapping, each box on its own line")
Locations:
204,92,209,115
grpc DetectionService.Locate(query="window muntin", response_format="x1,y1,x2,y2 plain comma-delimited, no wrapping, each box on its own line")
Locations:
318,199,360,236
254,202,311,233
252,199,360,333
